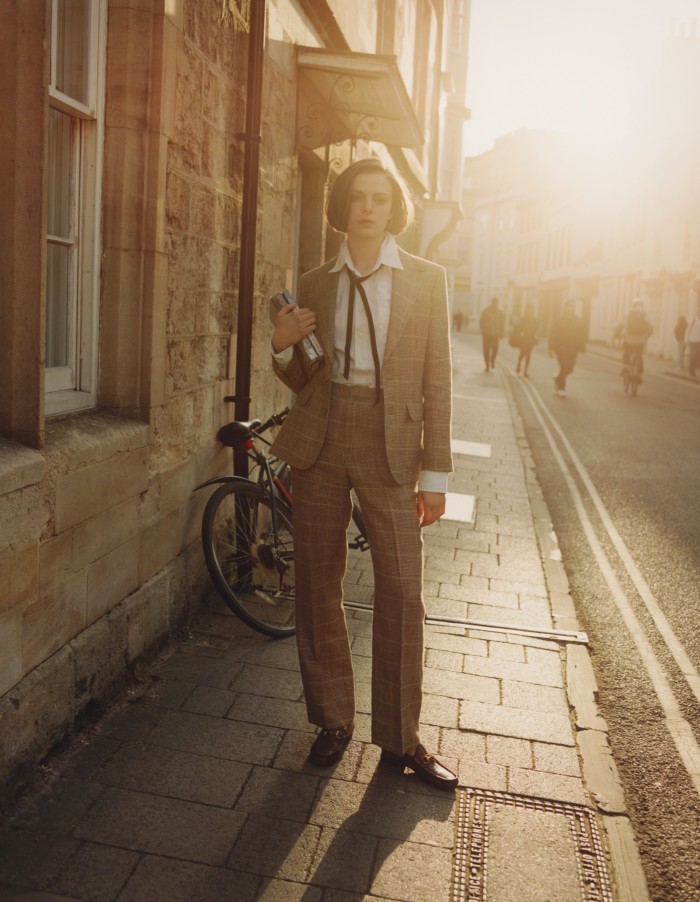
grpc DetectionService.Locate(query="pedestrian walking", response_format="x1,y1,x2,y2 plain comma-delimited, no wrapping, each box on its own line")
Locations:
549,300,586,397
479,297,505,371
513,303,538,377
674,315,688,370
686,305,700,378
453,309,464,332
269,158,457,790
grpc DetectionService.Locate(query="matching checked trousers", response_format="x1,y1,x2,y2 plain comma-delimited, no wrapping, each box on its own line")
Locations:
291,382,425,756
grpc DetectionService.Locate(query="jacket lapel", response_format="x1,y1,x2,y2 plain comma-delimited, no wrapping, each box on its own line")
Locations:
383,252,417,363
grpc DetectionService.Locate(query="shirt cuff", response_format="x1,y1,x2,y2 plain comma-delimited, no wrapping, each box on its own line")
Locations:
418,471,448,494
271,342,294,365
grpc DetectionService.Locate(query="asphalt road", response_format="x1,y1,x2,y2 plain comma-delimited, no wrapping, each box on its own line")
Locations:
500,339,700,902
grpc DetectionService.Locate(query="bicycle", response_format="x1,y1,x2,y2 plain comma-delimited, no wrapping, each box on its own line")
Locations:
622,346,643,397
195,401,369,638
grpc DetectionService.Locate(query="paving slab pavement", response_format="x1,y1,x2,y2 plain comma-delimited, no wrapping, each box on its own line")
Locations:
0,332,651,901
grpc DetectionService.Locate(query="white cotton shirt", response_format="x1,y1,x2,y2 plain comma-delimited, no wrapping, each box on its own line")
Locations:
328,236,399,385
272,234,447,494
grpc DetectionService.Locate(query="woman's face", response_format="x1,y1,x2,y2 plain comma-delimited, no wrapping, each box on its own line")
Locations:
346,172,394,241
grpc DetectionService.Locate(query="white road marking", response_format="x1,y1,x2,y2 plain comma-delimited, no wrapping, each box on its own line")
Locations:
522,374,700,703
515,372,700,796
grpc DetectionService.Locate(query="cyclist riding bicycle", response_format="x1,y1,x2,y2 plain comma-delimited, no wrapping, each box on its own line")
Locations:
621,298,653,381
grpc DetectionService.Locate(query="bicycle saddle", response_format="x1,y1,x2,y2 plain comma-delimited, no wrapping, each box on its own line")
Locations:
217,419,262,448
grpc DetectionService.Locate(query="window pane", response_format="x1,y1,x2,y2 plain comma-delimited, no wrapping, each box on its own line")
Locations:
46,244,72,368
48,108,72,239
55,0,91,105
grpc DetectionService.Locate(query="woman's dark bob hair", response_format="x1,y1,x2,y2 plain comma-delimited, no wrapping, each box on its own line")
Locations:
325,158,414,236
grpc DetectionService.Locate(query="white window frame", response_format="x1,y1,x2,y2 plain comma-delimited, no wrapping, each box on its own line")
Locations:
45,0,106,417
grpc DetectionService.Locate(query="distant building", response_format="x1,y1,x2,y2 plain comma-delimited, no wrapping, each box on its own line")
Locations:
457,129,570,327
458,20,700,357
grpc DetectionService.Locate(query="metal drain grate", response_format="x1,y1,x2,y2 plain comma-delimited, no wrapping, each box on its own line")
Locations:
452,788,614,902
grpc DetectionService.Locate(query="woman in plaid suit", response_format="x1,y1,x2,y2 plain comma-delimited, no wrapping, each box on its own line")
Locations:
270,159,457,790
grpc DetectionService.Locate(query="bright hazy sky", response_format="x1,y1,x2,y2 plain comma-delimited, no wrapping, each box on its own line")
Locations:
464,0,700,157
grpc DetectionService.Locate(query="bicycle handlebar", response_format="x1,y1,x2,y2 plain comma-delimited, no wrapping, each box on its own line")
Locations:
256,408,290,435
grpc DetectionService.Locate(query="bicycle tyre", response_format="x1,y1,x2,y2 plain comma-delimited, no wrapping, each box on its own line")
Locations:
628,353,640,397
622,367,630,394
202,480,295,638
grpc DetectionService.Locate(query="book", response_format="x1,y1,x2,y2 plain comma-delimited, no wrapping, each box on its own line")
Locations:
270,290,324,363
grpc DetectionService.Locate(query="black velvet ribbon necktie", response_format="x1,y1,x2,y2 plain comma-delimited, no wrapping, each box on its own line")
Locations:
343,265,382,404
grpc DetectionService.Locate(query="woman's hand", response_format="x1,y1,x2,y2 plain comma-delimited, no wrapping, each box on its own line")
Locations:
416,491,446,527
272,305,318,353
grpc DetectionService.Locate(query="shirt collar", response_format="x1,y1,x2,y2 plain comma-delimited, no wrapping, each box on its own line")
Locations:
329,234,404,276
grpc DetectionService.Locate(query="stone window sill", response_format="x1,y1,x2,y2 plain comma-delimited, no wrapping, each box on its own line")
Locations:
0,439,45,497
1,412,151,498
44,411,150,474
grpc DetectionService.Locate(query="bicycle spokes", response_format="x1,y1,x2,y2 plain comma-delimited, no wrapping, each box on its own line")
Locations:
203,482,295,637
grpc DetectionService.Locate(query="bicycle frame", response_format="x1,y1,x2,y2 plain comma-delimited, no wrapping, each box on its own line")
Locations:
195,406,368,551
195,438,290,541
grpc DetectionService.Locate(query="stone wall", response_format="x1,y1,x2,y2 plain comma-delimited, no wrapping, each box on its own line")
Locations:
0,0,301,801
0,407,216,798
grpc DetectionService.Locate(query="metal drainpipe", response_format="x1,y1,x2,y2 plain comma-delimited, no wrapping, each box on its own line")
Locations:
233,0,266,478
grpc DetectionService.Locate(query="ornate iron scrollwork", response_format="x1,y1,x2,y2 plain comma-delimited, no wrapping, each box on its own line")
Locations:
352,114,380,144
297,71,383,152
296,98,332,148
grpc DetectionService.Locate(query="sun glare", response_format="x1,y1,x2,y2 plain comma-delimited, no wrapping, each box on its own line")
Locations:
465,0,700,181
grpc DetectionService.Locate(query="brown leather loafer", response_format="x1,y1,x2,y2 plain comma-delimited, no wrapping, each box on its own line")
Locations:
380,744,458,791
309,725,353,767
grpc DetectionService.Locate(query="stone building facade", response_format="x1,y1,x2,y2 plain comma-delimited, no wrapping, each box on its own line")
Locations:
0,0,468,797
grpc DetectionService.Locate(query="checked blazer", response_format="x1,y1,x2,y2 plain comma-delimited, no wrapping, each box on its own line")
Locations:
270,247,453,485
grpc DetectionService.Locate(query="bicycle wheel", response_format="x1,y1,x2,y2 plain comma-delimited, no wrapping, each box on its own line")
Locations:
202,481,295,638
630,370,639,396
622,365,630,394
629,355,640,397
635,355,643,395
